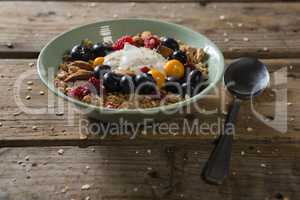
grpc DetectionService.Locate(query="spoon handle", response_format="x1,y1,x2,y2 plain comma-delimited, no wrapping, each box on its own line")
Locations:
203,98,241,184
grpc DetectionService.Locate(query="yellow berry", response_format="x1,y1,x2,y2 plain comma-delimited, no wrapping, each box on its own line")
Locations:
93,57,105,66
148,69,166,88
164,59,184,79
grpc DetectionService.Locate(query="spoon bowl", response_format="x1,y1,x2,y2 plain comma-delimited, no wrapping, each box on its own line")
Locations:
224,57,270,100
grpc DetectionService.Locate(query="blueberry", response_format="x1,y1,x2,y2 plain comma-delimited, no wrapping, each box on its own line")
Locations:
92,43,113,58
164,77,181,94
70,45,83,60
188,70,202,87
103,72,122,92
70,45,93,61
161,37,179,51
134,73,156,94
93,65,111,78
172,50,187,64
120,75,135,93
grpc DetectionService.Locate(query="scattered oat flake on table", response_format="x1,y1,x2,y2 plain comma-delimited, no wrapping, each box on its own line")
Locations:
58,149,64,155
260,163,267,168
246,127,253,132
237,23,243,27
257,149,261,153
81,184,90,190
263,47,269,52
85,196,90,200
61,186,68,193
27,81,33,85
25,156,30,161
32,126,38,131
0,122,2,127
39,91,45,95
147,149,152,154
133,187,138,192
287,102,292,106
223,32,228,37
243,37,249,41
25,95,31,100
27,86,32,91
130,2,136,7
55,112,64,116
28,62,35,67
224,38,230,43
219,15,225,20
241,151,245,156
113,14,118,18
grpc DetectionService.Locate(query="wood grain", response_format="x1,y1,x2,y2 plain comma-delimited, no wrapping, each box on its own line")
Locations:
0,143,299,200
1,2,300,58
0,58,298,146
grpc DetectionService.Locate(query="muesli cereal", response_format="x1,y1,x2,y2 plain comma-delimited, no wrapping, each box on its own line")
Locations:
54,31,209,109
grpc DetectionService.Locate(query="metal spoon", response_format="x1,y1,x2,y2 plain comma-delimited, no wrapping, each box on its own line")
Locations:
203,57,270,184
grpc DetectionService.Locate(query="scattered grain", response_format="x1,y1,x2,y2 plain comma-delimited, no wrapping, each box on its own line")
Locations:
81,184,90,190
219,15,225,20
32,126,38,131
243,37,249,42
241,151,245,156
246,127,253,132
260,163,267,168
39,91,45,95
25,95,31,100
25,156,30,161
27,81,33,85
58,149,64,155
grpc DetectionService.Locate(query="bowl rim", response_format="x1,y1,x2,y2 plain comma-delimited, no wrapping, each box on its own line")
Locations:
37,18,224,114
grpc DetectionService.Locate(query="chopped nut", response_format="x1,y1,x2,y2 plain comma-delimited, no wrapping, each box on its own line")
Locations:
64,70,92,82
82,95,92,103
141,31,152,40
157,45,173,58
132,35,144,47
71,61,94,71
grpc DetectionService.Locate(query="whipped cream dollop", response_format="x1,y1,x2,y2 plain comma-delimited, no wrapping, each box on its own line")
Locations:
103,44,167,74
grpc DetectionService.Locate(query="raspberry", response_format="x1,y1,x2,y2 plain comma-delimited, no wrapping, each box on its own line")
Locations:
88,76,101,91
144,36,160,49
68,85,90,100
140,66,150,73
112,36,134,50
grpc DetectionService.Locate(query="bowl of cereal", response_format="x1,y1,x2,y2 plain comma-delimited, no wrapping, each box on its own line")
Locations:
37,19,224,122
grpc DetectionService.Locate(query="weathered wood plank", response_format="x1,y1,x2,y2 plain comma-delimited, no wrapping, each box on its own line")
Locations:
0,58,298,146
1,2,300,58
0,143,299,200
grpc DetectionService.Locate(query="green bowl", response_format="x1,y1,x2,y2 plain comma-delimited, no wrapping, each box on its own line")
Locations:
37,19,224,123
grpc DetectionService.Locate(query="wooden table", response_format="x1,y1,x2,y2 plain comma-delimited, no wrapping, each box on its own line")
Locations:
0,1,299,199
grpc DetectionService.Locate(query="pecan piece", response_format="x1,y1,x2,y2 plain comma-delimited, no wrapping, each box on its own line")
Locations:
71,61,94,71
64,69,92,82
157,45,173,58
